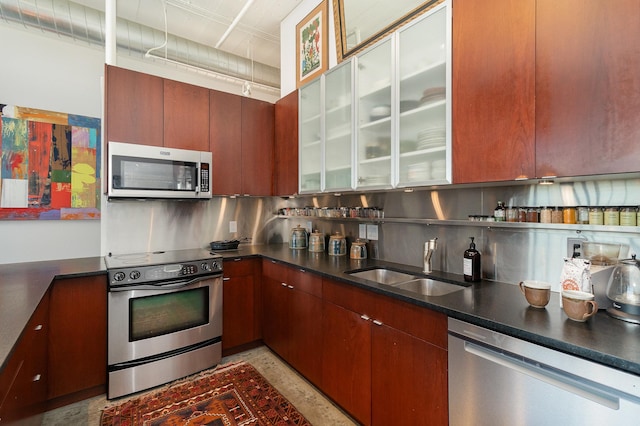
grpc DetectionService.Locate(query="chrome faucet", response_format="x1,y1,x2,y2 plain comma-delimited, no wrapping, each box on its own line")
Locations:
423,238,438,273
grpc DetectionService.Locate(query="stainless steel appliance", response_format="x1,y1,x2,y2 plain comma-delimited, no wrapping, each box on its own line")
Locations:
105,249,223,399
448,318,640,425
107,141,212,199
606,255,640,323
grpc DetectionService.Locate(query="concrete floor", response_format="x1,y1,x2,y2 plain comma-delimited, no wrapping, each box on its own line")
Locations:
41,346,357,425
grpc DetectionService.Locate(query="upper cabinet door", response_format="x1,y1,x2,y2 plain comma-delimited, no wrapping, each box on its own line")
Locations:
274,90,299,197
164,79,210,151
356,38,393,189
241,97,274,196
452,0,535,184
324,61,353,191
299,79,323,193
535,0,640,178
105,65,164,147
397,5,450,187
210,90,242,196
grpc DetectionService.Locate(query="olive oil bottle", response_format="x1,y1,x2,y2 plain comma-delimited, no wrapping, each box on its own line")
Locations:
463,237,481,282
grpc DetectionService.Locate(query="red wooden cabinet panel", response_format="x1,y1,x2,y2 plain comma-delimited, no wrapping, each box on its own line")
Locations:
452,0,536,183
322,300,372,425
164,79,210,151
105,65,164,147
535,0,640,178
241,98,274,196
47,275,107,402
210,90,242,195
274,90,299,196
222,258,261,354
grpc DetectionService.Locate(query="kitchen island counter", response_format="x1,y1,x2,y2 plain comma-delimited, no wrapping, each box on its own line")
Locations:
2,245,639,379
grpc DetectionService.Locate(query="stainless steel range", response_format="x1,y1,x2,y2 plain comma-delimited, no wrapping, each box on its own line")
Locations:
105,249,223,399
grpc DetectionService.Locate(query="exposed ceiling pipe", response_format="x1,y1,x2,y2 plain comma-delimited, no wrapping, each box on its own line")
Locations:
215,0,255,49
105,0,116,65
0,0,280,90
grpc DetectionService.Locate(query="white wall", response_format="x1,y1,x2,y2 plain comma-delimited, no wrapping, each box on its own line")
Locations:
0,22,278,264
280,0,338,96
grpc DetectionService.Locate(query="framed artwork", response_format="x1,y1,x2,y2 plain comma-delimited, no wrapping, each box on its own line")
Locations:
296,1,329,88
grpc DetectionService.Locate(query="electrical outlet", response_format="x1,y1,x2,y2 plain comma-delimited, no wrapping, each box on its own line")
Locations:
229,221,237,233
567,237,584,258
366,224,379,241
359,224,367,239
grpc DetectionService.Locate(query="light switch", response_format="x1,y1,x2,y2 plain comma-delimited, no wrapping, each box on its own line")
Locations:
366,224,379,240
229,221,237,233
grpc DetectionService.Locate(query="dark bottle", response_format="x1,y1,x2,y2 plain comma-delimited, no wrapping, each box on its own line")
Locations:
463,237,481,282
494,201,506,222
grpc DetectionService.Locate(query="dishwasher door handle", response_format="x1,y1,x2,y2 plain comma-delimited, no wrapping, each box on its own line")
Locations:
464,341,620,410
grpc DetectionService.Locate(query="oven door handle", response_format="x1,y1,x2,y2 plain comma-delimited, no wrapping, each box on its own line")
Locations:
110,275,219,291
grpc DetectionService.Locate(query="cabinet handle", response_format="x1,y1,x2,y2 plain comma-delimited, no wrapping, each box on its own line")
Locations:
271,260,277,264
299,268,305,273
360,314,370,321
287,285,294,289
33,374,41,382
233,258,242,262
372,319,383,326
34,324,43,331
281,282,287,287
223,277,231,281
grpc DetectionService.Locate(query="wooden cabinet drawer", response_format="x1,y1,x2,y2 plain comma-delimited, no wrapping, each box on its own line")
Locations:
288,267,322,298
224,257,258,277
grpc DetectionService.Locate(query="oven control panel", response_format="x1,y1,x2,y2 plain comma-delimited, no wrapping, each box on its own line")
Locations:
108,259,222,286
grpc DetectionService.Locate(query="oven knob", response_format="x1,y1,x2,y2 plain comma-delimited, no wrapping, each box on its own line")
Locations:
113,271,126,282
211,261,219,271
130,270,141,280
201,263,210,271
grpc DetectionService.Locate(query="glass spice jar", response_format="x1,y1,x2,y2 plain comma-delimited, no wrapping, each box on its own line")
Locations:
576,206,589,224
506,206,519,222
540,207,552,223
589,207,604,225
518,207,527,222
526,207,539,223
604,206,620,226
551,206,564,223
620,207,637,226
563,207,577,224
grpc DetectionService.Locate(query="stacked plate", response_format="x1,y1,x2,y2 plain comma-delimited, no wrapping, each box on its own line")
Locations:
417,127,446,150
420,87,446,105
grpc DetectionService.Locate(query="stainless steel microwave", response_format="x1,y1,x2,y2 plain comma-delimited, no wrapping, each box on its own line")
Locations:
107,141,212,199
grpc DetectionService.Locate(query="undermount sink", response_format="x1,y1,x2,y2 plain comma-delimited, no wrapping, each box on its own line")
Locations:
391,278,465,297
347,268,417,285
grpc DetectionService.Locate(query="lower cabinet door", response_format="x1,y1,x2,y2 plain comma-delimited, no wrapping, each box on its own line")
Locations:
288,289,323,387
371,324,448,426
322,301,372,425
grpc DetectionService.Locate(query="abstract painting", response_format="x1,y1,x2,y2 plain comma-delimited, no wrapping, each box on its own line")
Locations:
0,104,101,220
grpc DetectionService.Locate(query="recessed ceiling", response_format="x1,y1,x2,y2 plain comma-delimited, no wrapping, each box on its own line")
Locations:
72,0,301,70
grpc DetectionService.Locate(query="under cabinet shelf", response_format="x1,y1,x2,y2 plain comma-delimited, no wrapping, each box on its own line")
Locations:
275,215,640,234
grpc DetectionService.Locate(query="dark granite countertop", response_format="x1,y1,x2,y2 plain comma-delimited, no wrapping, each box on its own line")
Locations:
222,244,640,377
3,244,639,379
0,257,106,372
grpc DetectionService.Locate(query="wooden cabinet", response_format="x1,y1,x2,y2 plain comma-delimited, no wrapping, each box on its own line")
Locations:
535,0,640,178
105,65,164,147
452,0,536,183
0,295,49,425
261,260,322,387
274,90,299,196
163,79,210,151
210,90,242,195
47,275,107,406
322,278,448,426
241,98,274,196
210,95,274,196
222,257,261,355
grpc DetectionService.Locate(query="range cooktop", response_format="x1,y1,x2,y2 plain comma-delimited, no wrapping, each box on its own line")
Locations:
105,248,221,269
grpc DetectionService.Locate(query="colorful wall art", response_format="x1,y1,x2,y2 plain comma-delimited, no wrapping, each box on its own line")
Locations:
0,104,101,220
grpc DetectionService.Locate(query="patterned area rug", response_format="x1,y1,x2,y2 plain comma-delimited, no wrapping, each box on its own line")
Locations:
100,361,311,425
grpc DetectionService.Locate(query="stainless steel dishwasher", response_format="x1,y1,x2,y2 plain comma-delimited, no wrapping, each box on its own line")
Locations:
448,318,640,425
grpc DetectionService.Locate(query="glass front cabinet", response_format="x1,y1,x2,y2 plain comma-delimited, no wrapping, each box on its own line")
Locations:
298,1,451,194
